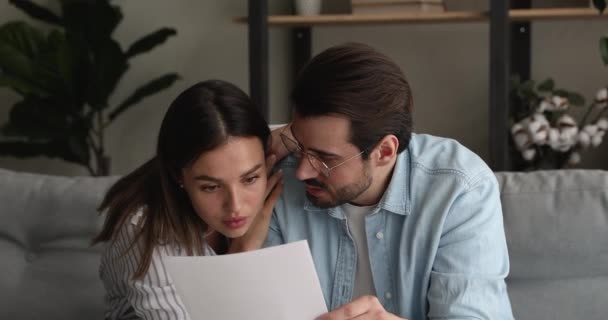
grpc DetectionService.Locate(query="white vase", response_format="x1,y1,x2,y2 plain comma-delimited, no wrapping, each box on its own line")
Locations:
295,0,322,15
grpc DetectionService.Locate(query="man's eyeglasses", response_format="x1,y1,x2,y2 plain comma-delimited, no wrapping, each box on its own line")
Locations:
279,128,365,177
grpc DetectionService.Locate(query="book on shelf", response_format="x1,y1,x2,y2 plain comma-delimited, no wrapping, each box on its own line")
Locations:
351,0,446,14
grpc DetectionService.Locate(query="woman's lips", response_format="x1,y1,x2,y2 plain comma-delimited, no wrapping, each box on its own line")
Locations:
223,217,248,229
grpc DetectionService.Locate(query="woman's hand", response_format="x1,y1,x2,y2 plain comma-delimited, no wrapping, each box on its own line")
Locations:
228,154,284,253
268,123,291,162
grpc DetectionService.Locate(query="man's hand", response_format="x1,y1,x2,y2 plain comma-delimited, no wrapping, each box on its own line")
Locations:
228,154,283,253
316,296,407,320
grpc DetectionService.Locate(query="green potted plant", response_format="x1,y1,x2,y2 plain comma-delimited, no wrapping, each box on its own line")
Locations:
0,0,179,176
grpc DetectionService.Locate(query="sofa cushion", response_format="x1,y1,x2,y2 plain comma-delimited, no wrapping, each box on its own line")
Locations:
0,168,118,320
496,170,608,320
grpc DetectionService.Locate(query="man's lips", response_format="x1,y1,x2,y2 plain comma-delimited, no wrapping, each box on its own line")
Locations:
305,184,326,196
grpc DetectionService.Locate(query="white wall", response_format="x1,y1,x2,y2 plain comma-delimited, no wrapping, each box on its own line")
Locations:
0,0,606,176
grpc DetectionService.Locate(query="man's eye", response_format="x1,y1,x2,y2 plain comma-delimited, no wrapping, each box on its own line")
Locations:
244,176,259,185
201,185,219,192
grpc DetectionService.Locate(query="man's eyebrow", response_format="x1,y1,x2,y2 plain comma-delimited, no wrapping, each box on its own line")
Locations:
194,163,263,182
290,126,340,158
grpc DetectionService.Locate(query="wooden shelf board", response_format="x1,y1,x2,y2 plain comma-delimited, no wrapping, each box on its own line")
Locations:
233,8,606,26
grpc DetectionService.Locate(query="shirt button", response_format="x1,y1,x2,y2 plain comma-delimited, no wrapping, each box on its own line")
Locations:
375,232,384,239
385,292,392,300
25,253,37,262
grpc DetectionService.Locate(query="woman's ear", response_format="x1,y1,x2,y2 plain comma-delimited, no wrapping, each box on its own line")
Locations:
374,135,399,166
172,170,185,189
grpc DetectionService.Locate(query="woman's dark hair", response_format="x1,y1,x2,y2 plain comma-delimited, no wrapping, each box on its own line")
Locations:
291,42,413,157
92,80,270,278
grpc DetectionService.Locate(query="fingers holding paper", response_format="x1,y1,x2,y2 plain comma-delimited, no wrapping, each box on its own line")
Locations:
316,295,407,320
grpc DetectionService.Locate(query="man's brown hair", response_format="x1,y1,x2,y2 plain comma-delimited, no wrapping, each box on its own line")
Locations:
291,42,413,157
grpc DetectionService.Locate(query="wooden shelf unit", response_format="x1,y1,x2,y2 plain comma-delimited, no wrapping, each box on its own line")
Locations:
234,8,605,26
240,1,605,170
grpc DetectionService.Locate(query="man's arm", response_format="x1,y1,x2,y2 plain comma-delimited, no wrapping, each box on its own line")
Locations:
427,173,514,319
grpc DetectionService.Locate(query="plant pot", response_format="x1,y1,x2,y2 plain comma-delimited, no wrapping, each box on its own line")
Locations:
295,0,323,15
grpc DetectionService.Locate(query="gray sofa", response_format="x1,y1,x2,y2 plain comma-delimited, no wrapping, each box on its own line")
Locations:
0,168,606,320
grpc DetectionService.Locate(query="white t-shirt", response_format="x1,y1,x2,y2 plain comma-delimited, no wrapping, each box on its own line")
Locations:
342,202,377,299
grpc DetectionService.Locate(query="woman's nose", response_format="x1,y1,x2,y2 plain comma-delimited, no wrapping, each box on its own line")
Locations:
225,188,242,213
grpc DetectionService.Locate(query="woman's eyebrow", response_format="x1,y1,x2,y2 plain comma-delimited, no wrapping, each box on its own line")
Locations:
194,163,263,182
240,163,263,177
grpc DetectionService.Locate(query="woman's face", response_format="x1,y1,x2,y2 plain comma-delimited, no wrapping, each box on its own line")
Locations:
181,136,267,238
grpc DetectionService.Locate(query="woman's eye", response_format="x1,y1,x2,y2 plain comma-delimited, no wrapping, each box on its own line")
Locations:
201,185,219,192
244,176,259,185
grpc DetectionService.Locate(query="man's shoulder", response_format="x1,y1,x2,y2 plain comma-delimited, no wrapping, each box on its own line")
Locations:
407,134,494,187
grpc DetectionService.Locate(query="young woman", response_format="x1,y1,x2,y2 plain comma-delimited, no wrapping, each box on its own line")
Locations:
92,80,283,320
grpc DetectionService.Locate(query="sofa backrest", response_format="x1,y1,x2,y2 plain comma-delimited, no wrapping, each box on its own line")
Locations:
1,167,607,320
0,168,118,320
496,170,608,320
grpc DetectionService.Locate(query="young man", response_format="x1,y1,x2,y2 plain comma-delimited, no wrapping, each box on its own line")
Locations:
265,43,514,320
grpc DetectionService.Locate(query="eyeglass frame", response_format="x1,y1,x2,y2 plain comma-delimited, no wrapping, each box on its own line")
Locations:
279,127,367,177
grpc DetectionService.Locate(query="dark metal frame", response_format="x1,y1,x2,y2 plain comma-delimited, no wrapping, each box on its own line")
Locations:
248,0,269,119
489,0,511,171
247,0,529,171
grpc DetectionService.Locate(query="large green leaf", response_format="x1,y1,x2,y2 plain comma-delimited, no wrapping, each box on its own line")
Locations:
61,0,122,45
0,21,46,58
593,0,606,13
568,92,586,106
126,28,177,58
0,139,89,166
600,36,608,66
0,22,50,95
554,89,569,97
537,78,554,92
0,141,54,158
5,97,79,140
109,73,180,121
0,73,46,96
86,39,129,109
39,29,90,108
9,0,63,26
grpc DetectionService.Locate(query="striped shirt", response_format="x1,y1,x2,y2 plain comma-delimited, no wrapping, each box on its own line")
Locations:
99,211,214,320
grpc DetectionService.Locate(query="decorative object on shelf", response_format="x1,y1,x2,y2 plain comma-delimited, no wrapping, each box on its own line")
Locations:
509,77,607,170
0,0,179,176
534,0,594,8
295,0,323,16
351,0,445,15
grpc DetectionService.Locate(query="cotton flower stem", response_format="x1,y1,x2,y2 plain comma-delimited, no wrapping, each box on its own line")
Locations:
591,108,608,124
579,104,596,127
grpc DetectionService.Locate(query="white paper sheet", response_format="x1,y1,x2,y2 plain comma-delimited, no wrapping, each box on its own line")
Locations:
165,240,328,320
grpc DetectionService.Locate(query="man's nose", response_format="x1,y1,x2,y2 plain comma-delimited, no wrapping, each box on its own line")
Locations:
295,156,320,182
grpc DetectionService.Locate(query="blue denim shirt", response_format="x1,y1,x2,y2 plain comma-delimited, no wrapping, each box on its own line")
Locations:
264,134,514,319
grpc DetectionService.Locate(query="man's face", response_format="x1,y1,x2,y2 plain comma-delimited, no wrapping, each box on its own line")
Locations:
290,114,373,208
